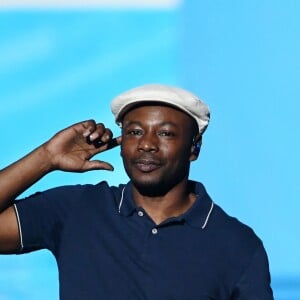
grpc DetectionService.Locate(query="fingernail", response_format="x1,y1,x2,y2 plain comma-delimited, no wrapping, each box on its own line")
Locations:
90,133,99,141
101,135,109,142
83,130,91,137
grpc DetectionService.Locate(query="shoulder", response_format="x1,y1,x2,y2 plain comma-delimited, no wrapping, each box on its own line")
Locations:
193,182,262,246
13,181,128,253
211,203,262,246
194,181,265,259
206,199,269,280
200,200,263,270
15,181,127,213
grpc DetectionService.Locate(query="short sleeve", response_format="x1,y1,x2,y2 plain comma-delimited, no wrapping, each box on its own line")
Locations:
232,242,274,299
14,185,85,254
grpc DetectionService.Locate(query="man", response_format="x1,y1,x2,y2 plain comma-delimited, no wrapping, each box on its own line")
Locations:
0,84,273,299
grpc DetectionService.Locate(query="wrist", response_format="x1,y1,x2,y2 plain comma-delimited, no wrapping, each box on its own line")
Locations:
37,143,57,173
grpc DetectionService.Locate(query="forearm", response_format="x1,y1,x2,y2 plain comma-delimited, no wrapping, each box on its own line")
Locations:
0,120,118,212
0,144,53,212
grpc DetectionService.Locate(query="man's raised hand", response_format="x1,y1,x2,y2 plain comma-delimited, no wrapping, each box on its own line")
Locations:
43,120,121,173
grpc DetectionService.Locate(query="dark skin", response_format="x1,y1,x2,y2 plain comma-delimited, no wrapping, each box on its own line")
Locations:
0,120,120,253
121,104,200,224
0,104,201,252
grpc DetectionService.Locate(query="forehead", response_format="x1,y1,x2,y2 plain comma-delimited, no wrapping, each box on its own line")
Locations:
122,102,194,126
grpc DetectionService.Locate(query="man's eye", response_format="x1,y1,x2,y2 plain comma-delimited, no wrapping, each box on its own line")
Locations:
159,131,174,137
128,129,143,135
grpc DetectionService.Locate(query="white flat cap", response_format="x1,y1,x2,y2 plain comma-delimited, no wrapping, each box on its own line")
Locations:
111,84,210,135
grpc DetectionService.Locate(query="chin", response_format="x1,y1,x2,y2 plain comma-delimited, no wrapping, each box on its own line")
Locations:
131,176,178,197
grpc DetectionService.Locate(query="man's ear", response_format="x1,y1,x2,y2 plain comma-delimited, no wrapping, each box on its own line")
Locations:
189,134,202,161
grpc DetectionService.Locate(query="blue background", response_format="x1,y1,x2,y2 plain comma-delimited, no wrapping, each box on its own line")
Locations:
0,1,299,299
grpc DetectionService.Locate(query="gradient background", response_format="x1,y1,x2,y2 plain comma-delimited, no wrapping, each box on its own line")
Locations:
0,0,299,299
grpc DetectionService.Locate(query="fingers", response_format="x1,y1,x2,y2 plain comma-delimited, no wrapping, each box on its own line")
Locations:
82,121,111,142
115,136,122,145
80,120,121,151
82,121,112,144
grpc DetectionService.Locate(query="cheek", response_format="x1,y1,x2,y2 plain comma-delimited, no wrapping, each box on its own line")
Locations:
120,145,126,158
120,140,134,159
177,145,194,162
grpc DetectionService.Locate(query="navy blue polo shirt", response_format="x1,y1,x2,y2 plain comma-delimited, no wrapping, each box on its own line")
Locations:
14,181,273,299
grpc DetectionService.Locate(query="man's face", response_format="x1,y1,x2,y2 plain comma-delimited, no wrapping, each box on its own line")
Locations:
120,104,197,196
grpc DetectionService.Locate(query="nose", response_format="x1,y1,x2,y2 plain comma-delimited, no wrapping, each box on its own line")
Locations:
138,133,159,152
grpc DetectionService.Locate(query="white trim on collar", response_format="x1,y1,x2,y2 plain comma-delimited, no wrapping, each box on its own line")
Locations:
118,186,126,213
201,201,214,229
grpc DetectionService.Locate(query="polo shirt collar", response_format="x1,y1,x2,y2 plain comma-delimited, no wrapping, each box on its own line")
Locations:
118,181,214,229
181,181,214,229
118,182,136,216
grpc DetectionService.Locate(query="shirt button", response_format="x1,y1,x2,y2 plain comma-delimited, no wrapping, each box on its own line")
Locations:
137,211,144,217
152,228,158,235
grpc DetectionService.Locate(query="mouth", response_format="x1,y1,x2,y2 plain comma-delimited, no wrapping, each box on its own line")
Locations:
134,159,161,173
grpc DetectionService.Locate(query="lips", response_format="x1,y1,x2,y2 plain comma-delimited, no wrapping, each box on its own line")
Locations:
134,158,161,173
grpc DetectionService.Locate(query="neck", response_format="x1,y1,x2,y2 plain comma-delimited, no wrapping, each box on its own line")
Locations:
132,180,196,225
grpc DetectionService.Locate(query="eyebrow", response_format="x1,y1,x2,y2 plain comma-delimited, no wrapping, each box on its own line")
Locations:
122,121,142,129
122,121,179,129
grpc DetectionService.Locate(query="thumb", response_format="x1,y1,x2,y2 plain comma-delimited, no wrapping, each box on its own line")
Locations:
82,160,114,172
